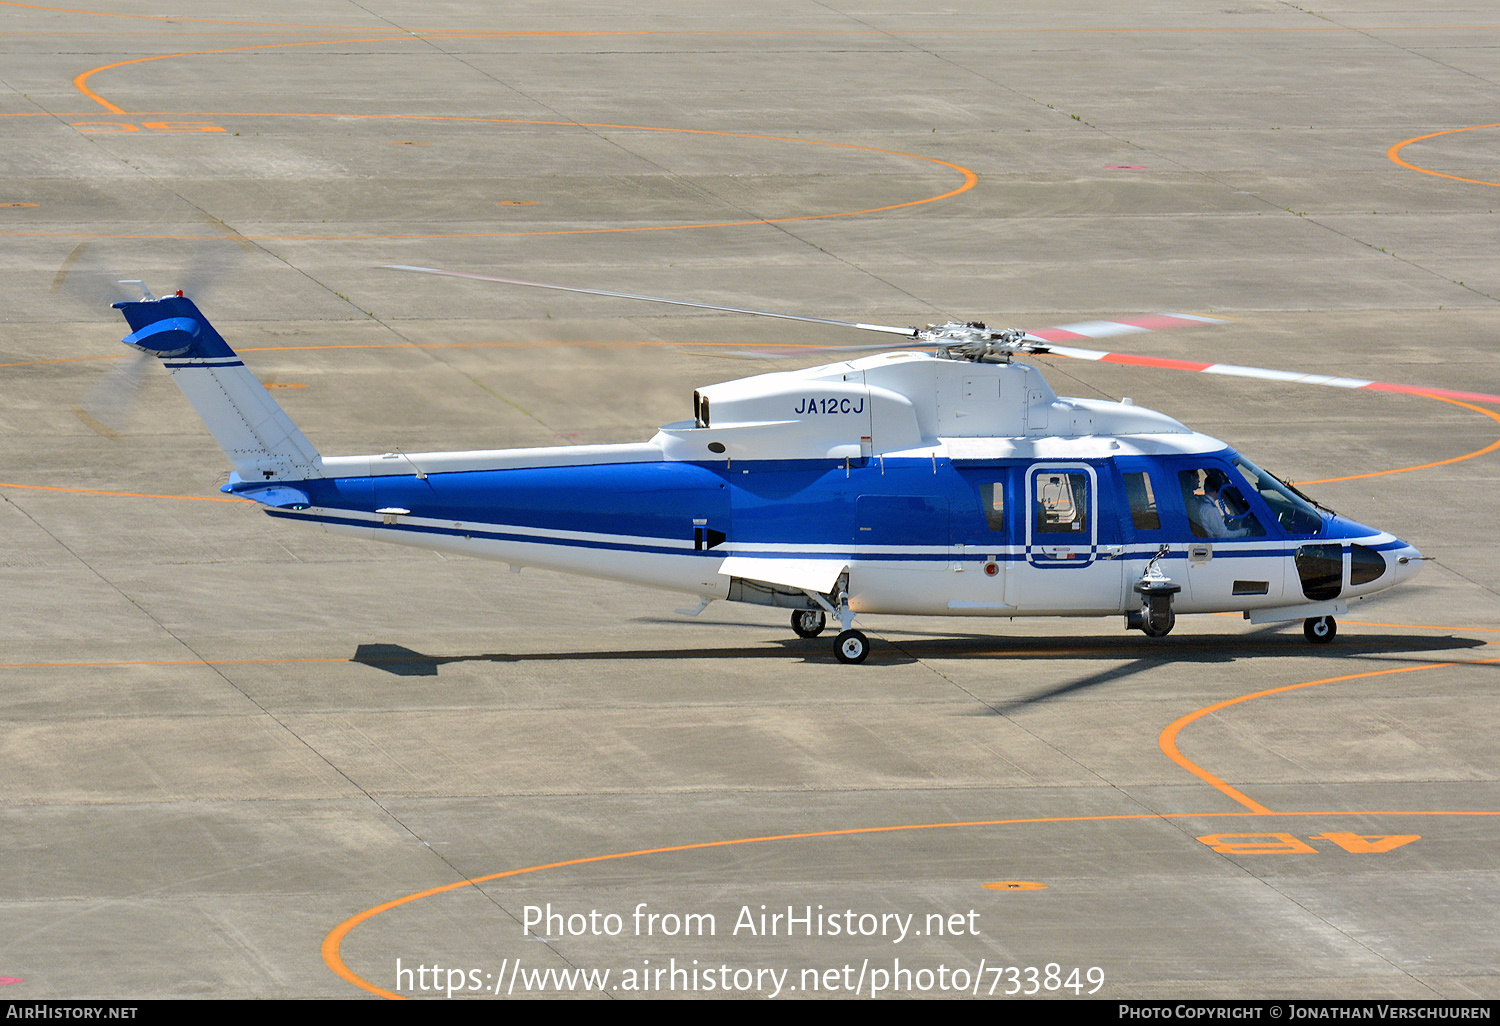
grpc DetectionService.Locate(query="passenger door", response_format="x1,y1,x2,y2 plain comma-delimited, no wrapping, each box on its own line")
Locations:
1015,463,1123,612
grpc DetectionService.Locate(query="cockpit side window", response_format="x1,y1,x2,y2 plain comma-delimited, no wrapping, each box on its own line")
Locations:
1179,467,1267,539
1229,457,1323,536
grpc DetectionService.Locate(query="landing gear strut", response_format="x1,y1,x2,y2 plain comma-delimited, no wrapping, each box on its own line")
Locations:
1303,615,1337,644
807,576,867,663
791,609,826,638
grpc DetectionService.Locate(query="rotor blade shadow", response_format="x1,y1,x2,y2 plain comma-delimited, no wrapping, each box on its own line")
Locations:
901,633,1487,714
980,656,1174,715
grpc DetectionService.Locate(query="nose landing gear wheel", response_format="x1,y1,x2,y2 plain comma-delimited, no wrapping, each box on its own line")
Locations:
1304,615,1337,644
835,629,869,664
791,609,827,638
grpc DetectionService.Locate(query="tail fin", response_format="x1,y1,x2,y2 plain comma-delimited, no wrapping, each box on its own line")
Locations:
113,294,323,484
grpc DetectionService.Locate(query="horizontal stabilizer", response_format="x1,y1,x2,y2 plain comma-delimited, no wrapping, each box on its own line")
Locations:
224,480,312,509
717,556,848,594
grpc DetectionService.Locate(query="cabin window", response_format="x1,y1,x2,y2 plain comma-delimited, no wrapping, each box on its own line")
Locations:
979,481,1005,531
1122,472,1161,531
1179,467,1266,539
1035,472,1088,534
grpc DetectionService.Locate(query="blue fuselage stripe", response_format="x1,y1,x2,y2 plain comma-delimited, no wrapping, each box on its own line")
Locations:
260,451,1396,561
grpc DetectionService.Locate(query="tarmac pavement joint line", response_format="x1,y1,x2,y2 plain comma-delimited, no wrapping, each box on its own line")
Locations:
321,805,1500,1000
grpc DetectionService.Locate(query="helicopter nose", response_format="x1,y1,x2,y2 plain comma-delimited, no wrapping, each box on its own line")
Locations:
1389,541,1425,585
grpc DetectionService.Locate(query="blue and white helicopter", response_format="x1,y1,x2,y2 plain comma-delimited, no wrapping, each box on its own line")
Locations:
108,268,1423,663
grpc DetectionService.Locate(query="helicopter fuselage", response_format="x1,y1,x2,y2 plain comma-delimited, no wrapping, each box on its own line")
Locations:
253,350,1418,623
114,295,1422,659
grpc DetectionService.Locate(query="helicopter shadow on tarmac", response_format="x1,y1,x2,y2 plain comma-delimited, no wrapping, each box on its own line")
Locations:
348,630,1483,691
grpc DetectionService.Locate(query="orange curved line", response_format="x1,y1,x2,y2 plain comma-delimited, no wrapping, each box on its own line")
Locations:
0,480,246,501
323,805,1500,998
1387,123,1500,188
1294,393,1500,485
20,113,976,238
11,4,1500,34
72,36,428,112
1158,659,1500,813
70,34,672,112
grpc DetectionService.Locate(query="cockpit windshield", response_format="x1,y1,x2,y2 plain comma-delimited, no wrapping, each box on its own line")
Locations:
1228,456,1324,536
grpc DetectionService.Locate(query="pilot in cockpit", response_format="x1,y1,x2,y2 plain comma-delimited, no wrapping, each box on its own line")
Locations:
1185,468,1258,539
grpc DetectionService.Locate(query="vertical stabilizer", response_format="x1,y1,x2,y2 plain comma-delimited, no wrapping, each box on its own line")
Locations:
113,295,323,482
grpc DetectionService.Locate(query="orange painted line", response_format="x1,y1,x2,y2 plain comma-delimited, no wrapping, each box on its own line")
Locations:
0,657,351,669
1212,611,1500,634
0,340,870,372
322,806,1500,998
7,5,1498,32
0,481,246,502
0,31,385,39
0,353,129,369
72,36,426,113
0,1,395,29
1388,123,1500,188
1294,394,1500,485
10,111,975,238
1340,619,1500,633
1159,659,1500,814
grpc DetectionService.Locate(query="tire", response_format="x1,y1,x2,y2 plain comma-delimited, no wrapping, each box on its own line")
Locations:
834,629,869,664
791,609,827,639
1304,616,1337,644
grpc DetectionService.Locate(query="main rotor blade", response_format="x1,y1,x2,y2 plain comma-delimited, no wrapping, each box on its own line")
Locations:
382,265,921,339
1035,338,1500,406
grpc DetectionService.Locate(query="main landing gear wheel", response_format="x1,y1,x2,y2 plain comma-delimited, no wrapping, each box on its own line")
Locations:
1304,615,1337,644
791,609,827,638
835,629,869,664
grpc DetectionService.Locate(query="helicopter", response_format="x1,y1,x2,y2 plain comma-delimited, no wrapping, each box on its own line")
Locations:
105,269,1424,663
